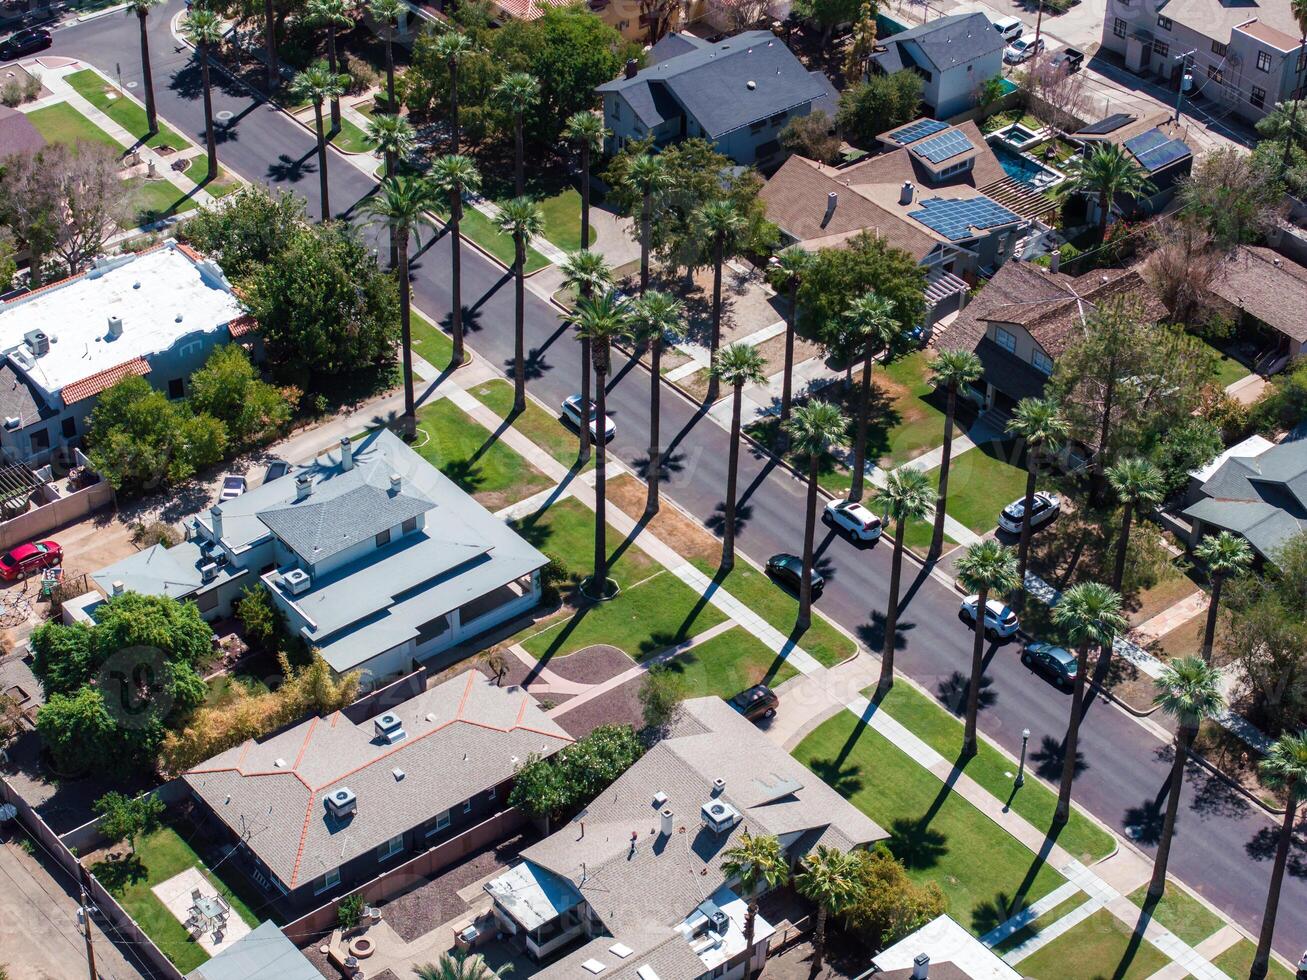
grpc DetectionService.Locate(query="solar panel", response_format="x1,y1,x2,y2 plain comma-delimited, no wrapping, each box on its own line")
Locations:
914,130,974,164
1077,113,1135,136
887,118,948,145
1123,127,1168,155
909,196,1021,242
1136,138,1191,172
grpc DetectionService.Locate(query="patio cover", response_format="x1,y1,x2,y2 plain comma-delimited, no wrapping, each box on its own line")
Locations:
486,861,583,932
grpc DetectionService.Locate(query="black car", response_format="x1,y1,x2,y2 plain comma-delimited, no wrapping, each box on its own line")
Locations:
0,28,52,61
263,458,291,483
766,553,823,597
1021,642,1078,689
1049,47,1085,73
730,684,779,721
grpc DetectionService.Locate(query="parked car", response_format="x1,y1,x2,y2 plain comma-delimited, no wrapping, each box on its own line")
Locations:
766,553,823,597
561,393,615,442
0,540,62,580
1049,47,1084,73
822,498,883,543
1021,641,1078,689
263,459,291,483
1004,35,1045,64
997,491,1060,535
730,683,779,721
960,594,1020,638
219,474,247,502
0,27,51,61
990,15,1024,43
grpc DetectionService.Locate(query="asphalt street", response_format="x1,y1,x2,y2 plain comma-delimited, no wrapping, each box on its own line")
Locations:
32,7,1307,959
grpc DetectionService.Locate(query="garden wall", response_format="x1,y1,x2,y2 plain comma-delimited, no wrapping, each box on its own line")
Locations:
0,478,114,551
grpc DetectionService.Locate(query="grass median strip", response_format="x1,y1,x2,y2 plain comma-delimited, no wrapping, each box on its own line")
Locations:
1211,939,1297,980
65,69,188,150
431,202,549,274
468,379,592,472
1125,882,1223,949
1011,908,1171,979
410,311,457,371
414,397,552,511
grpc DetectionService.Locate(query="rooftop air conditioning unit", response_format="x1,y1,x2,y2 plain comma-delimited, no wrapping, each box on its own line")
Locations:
24,330,49,357
700,799,741,835
374,711,407,744
199,562,219,584
696,899,730,936
325,786,357,819
284,568,311,596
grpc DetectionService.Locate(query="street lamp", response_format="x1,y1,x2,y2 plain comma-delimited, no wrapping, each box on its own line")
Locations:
1015,728,1031,788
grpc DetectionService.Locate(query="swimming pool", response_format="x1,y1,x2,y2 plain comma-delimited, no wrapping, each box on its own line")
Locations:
990,141,1064,190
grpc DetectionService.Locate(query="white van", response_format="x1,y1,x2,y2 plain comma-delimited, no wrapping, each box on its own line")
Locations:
990,15,1024,43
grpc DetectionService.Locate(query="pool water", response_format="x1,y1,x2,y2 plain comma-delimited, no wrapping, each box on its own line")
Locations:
1004,124,1039,146
991,142,1061,189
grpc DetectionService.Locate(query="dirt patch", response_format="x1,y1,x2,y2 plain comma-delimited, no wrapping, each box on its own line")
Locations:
606,474,719,564
1193,720,1286,811
549,644,633,684
557,673,645,738
749,331,824,382
1098,656,1163,715
618,266,785,352
474,659,574,709
678,367,713,402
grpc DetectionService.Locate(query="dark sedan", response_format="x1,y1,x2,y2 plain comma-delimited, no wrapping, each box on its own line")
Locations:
1021,642,1078,689
0,28,52,61
766,553,823,598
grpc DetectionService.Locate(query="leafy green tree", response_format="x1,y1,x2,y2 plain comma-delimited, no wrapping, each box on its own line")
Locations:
1193,531,1252,664
624,154,672,295
955,540,1019,755
558,723,643,799
431,30,477,152
630,291,686,516
1149,417,1222,499
722,833,789,954
795,845,863,969
370,0,405,109
836,72,922,148
841,846,946,950
306,0,353,129
793,0,861,44
768,249,814,442
560,249,614,464
1106,457,1165,593
779,111,840,164
1057,142,1154,242
0,228,16,294
29,621,95,698
498,197,546,412
290,61,349,220
638,663,685,736
563,111,607,250
87,377,227,493
1149,657,1224,899
786,402,849,628
493,71,540,196
0,147,61,287
236,584,283,652
93,791,164,856
843,292,898,502
414,951,512,980
712,344,767,569
37,687,125,776
182,186,307,280
430,154,482,367
508,750,571,829
1006,397,1069,585
873,468,934,691
181,9,224,180
928,350,982,557
188,344,295,448
1250,730,1307,979
796,232,925,343
842,0,879,82
92,591,215,668
127,0,163,137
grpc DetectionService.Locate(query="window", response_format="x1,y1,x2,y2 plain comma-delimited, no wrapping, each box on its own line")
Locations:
168,378,185,399
314,869,340,895
489,786,497,801
1113,17,1126,38
995,327,1016,353
1032,350,1054,375
1207,64,1223,83
28,427,49,452
402,516,417,534
375,528,391,548
60,417,76,439
1154,40,1169,58
1252,85,1267,108
1156,14,1171,30
463,799,472,814
377,834,404,861
426,810,451,837
1256,50,1272,72
1211,39,1226,57
178,340,203,358
749,120,765,134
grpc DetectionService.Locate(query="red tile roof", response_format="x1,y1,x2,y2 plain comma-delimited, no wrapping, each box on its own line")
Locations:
61,358,152,406
227,314,258,337
494,0,571,20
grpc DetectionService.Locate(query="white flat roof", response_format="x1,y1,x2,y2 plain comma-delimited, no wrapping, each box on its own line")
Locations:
1190,433,1275,484
0,243,244,400
873,915,1020,979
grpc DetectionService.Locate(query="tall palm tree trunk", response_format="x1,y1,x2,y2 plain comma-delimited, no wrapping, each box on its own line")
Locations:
396,226,415,425
931,384,957,558
448,60,460,153
383,21,396,111
312,103,331,220
450,191,465,366
326,28,341,131
513,112,525,196
1112,504,1133,593
722,382,743,570
1093,372,1117,498
812,907,829,971
579,145,592,250
385,151,399,268
578,310,592,464
199,47,218,180
264,0,278,91
1098,188,1110,242
513,236,526,411
1251,788,1301,979
1200,576,1224,664
963,584,988,755
849,340,874,502
708,239,724,401
639,194,652,295
1148,725,1194,899
1056,644,1092,822
647,339,663,515
879,522,906,692
138,12,158,136
592,350,610,594
798,455,820,629
1016,465,1038,586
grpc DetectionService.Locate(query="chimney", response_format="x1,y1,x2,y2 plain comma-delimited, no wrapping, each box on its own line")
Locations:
211,505,224,541
295,474,312,502
825,191,838,219
624,58,639,79
106,316,123,339
340,436,354,471
111,580,125,596
712,777,726,795
660,808,674,837
900,181,914,206
1049,248,1061,274
912,953,929,979
389,473,402,495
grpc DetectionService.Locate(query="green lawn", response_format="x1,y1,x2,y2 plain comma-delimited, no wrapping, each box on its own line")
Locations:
1211,939,1297,980
687,558,854,668
126,178,199,228
64,69,188,151
432,202,549,274
874,352,949,468
1200,338,1251,390
93,825,259,973
793,711,1067,933
414,397,552,510
876,683,1115,864
513,496,644,582
203,672,271,709
327,115,373,153
992,892,1087,953
468,379,591,472
183,155,242,197
665,626,798,699
922,439,1034,534
1013,909,1172,980
537,188,596,253
25,101,120,150
410,311,457,372
1125,883,1223,949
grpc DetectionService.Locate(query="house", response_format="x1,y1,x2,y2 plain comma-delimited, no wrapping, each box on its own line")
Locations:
871,914,1021,979
869,13,1006,120
183,670,571,911
185,920,320,980
483,697,886,979
0,105,44,160
761,119,1045,322
1183,431,1307,562
597,31,838,168
1206,245,1307,374
0,240,252,465
1066,111,1193,219
933,258,1164,411
1100,0,1306,123
93,428,548,681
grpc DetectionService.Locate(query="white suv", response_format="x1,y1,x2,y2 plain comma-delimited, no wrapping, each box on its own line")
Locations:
960,595,1021,638
822,498,883,543
998,491,1060,535
561,394,615,442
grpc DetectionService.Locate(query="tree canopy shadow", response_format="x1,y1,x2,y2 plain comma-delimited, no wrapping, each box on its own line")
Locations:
971,891,1031,936
90,855,146,893
1245,824,1307,876
1030,733,1087,783
935,670,997,717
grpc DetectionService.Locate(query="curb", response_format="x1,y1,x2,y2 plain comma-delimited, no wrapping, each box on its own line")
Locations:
74,0,128,22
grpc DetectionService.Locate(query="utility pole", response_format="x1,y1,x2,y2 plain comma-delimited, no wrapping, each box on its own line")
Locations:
78,864,99,980
1032,0,1045,63
1173,49,1196,123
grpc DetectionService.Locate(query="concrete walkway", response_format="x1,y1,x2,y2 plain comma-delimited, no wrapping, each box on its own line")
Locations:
1130,590,1208,643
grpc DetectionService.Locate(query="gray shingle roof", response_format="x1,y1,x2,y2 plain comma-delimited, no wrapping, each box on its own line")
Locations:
258,479,433,565
1183,435,1307,561
873,12,1004,73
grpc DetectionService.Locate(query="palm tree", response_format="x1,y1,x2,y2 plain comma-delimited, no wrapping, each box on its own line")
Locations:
697,200,745,400
362,175,436,429
624,154,670,296
563,112,606,252
630,291,686,517
261,0,278,91
1006,397,1069,588
182,9,224,182
1051,582,1126,823
370,0,404,111
794,845,863,971
843,292,898,503
493,72,540,197
498,197,545,413
1148,656,1224,900
1106,457,1165,593
873,468,934,693
306,0,353,131
1194,531,1252,664
721,833,789,964
768,248,812,446
567,291,632,598
290,62,348,222
430,154,481,369
127,0,162,138
1059,142,1155,242
927,350,982,558
786,402,849,629
413,950,512,980
433,30,475,153
1250,730,1307,979
560,249,614,463
367,111,416,179
712,344,768,570
955,540,1020,756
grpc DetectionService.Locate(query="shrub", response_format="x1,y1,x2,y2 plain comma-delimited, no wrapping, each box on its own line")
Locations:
0,80,22,108
1199,390,1252,443
841,846,946,950
338,893,365,929
93,791,164,855
188,344,296,449
131,520,181,550
235,584,281,652
509,724,643,824
539,553,569,605
342,53,379,95
1251,359,1307,433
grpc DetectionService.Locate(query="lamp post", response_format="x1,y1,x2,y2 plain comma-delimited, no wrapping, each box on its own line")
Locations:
1015,728,1031,788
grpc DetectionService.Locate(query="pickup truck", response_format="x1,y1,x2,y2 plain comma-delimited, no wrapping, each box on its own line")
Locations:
1050,47,1085,73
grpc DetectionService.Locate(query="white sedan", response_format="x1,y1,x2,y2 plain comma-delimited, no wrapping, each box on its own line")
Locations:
561,394,615,442
822,499,883,543
960,595,1021,638
998,491,1061,535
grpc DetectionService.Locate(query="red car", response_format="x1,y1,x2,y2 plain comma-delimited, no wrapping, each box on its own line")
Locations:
0,540,62,580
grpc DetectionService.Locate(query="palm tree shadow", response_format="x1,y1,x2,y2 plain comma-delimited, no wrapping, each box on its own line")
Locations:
442,305,484,336
1030,734,1088,784
935,670,997,717
806,755,864,798
857,610,914,653
267,150,316,184
705,501,752,538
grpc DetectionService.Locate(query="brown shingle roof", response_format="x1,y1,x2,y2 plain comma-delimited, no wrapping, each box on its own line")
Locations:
60,357,152,406
0,105,45,159
1208,245,1307,343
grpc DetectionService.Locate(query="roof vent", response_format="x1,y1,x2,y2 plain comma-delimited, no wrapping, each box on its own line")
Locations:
374,711,407,744
3,417,19,430
105,317,123,341
133,281,141,289
389,473,403,494
325,786,357,819
426,712,437,723
746,79,756,90
393,767,406,781
652,791,669,808
284,568,312,595
700,798,741,834
25,329,50,356
274,757,288,768
900,181,915,206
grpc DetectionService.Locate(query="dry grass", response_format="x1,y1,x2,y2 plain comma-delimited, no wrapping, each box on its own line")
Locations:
605,473,720,564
